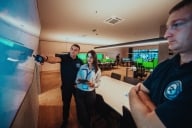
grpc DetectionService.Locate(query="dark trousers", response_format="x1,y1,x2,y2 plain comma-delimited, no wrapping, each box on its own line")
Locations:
61,85,76,123
75,89,96,128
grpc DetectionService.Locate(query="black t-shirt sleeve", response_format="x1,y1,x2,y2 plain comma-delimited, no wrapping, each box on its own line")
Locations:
155,88,192,128
59,54,67,62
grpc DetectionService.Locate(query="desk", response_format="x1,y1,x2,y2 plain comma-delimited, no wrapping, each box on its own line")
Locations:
96,76,134,115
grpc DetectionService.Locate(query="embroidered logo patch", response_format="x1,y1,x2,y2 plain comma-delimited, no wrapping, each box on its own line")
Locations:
76,63,81,68
164,80,182,100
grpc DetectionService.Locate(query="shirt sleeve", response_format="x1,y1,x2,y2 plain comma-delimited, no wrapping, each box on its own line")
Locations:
155,88,192,128
94,68,101,88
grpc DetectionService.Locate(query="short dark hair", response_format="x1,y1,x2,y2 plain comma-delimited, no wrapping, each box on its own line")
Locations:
169,0,192,14
71,44,80,50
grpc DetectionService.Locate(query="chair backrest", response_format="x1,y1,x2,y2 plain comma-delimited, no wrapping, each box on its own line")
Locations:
134,65,147,79
111,72,121,80
123,76,141,85
120,106,137,128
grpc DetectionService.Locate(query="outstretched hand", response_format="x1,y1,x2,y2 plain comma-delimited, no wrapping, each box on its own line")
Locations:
33,54,46,64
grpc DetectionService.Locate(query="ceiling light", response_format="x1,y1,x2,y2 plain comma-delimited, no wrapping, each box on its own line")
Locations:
94,37,167,49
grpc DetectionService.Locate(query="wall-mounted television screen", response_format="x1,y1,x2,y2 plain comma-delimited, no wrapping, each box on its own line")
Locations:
77,53,87,61
132,49,158,69
132,49,158,62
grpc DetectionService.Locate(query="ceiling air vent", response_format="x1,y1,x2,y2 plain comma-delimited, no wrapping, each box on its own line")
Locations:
104,16,123,25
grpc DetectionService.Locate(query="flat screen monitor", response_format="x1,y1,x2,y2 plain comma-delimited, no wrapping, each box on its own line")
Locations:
132,49,158,62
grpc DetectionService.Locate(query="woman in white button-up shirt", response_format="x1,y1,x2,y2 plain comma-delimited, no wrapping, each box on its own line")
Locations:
75,50,101,128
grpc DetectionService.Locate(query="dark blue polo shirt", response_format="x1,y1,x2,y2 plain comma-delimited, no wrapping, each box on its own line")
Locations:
59,53,83,86
143,54,192,128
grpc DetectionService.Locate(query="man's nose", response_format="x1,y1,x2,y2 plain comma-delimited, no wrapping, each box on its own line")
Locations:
164,27,172,39
164,31,168,39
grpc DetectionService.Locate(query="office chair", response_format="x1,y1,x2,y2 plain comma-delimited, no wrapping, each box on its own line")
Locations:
120,106,137,128
111,72,121,80
133,65,147,80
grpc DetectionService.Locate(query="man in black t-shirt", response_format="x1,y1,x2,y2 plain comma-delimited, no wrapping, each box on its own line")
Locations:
40,44,83,128
129,1,192,128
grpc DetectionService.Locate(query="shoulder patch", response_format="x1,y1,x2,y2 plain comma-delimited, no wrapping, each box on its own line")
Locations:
164,80,182,100
76,63,81,68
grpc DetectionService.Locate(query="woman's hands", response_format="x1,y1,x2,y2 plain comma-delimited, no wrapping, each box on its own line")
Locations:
77,79,95,87
86,81,95,87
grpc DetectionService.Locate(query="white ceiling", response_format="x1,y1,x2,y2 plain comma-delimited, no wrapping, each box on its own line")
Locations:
37,0,180,46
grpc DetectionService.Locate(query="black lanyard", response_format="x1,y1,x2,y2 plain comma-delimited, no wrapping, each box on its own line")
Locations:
82,69,92,80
